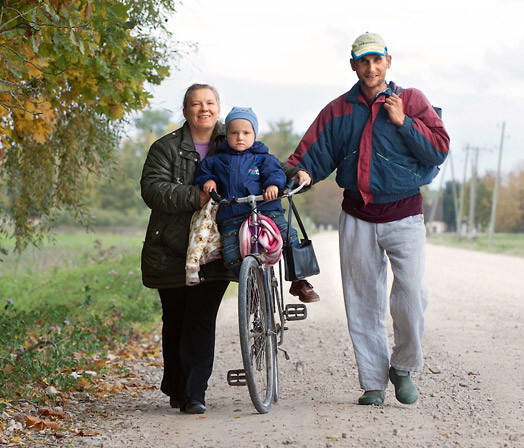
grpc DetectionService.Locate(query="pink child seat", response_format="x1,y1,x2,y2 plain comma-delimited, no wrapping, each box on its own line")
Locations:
238,214,283,265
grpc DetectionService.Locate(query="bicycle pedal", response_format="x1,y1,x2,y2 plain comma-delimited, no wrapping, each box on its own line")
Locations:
227,369,247,386
278,346,290,360
285,304,308,321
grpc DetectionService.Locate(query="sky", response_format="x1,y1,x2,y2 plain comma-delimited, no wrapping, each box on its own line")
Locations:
146,0,524,186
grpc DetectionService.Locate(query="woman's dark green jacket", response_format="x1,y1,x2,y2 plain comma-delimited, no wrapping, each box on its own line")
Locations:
140,121,301,289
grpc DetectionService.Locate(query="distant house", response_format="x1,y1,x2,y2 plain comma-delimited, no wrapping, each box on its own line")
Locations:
426,220,446,234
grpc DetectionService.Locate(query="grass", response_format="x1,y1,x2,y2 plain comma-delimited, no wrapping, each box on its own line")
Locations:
0,228,160,402
0,227,238,405
426,232,524,258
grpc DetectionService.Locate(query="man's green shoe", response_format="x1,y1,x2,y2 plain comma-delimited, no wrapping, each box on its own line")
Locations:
358,390,385,405
389,367,418,404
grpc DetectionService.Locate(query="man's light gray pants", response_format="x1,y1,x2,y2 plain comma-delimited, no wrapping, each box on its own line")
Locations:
338,212,428,391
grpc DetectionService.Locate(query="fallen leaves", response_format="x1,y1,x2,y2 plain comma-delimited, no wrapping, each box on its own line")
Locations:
38,407,68,419
25,415,59,431
2,330,162,447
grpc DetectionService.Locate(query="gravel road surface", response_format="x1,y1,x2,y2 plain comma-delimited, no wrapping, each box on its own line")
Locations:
81,231,524,448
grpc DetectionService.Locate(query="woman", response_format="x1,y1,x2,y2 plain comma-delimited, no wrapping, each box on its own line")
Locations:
141,84,306,414
140,84,235,414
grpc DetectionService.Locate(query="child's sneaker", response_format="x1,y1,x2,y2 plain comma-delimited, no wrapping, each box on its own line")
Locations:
289,280,320,303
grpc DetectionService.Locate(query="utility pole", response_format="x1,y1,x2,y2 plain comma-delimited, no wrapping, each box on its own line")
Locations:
488,121,506,248
467,146,479,241
457,144,470,239
448,153,460,232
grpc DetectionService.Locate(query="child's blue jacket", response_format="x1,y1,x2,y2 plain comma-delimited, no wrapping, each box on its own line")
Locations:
195,141,287,222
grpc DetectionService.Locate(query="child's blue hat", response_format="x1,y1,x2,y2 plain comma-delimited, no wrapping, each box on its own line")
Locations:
225,107,258,138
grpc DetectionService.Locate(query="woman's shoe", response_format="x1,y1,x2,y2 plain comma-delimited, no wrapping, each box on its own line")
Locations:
169,397,180,409
185,398,206,414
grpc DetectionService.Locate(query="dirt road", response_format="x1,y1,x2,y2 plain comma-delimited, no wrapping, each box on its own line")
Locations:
82,231,524,448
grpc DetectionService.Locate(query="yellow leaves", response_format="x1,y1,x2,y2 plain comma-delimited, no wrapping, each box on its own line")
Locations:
81,1,93,20
11,97,56,144
109,104,125,120
141,345,161,358
112,81,125,93
20,44,48,79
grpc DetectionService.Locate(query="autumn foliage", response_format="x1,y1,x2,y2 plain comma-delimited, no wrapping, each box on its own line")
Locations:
0,0,176,248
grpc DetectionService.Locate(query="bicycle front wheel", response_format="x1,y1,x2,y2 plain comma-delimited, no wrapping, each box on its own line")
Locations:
238,256,275,414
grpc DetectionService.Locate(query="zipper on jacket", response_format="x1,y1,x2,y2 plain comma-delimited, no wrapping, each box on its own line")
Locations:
375,152,422,178
344,150,358,159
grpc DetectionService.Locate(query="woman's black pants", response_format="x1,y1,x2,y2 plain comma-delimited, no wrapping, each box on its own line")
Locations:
158,281,229,407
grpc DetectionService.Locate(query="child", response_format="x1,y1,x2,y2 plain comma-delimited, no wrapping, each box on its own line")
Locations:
194,107,319,303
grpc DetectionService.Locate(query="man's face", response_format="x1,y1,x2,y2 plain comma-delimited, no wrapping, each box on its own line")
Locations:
350,54,392,95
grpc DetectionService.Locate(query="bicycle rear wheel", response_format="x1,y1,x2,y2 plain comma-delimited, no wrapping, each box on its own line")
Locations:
238,256,275,414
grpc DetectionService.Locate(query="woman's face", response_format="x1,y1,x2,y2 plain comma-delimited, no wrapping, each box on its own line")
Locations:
183,88,220,134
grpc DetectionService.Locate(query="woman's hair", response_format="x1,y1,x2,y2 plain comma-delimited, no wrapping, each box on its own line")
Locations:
182,84,220,109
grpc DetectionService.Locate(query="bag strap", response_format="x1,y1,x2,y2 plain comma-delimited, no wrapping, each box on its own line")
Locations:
287,195,309,241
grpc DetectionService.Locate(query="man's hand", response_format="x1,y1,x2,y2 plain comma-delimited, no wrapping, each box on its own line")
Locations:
292,169,312,186
264,185,278,201
383,93,405,127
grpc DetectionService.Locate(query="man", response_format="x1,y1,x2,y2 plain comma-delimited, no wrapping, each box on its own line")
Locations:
288,32,450,405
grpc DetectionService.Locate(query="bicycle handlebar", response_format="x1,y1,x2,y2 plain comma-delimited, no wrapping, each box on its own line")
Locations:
209,181,306,206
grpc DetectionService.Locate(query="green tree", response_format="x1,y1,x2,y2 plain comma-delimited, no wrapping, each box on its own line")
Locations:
496,163,524,233
259,120,301,162
442,181,459,231
259,119,343,228
87,109,175,219
476,172,494,230
0,0,177,249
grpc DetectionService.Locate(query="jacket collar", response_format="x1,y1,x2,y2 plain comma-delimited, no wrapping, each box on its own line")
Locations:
217,140,269,155
178,121,225,154
345,81,402,104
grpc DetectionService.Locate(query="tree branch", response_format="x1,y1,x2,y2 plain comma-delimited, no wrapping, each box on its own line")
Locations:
0,41,67,76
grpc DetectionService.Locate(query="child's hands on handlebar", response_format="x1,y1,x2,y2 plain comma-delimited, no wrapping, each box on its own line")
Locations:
264,185,279,201
203,179,217,193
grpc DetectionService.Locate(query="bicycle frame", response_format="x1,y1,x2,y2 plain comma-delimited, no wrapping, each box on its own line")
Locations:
211,182,307,413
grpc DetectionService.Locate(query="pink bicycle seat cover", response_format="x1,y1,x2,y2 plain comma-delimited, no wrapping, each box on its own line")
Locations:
239,215,283,265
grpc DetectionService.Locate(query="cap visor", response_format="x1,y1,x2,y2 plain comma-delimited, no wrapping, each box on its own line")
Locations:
352,50,386,60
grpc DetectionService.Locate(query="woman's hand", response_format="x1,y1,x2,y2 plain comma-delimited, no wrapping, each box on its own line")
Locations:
264,185,278,201
292,170,312,186
199,190,210,208
199,180,216,207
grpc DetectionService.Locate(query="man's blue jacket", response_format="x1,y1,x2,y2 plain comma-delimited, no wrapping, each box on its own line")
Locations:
287,81,450,204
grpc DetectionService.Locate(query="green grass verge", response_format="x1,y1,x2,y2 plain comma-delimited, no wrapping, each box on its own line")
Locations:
427,233,524,258
0,230,160,402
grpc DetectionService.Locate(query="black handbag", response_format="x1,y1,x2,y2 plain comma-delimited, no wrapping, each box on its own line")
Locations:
283,195,320,282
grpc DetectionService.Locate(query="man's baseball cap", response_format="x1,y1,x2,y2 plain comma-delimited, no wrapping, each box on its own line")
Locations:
351,32,387,60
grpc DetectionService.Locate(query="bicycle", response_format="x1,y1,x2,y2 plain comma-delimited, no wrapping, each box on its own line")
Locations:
210,181,308,414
